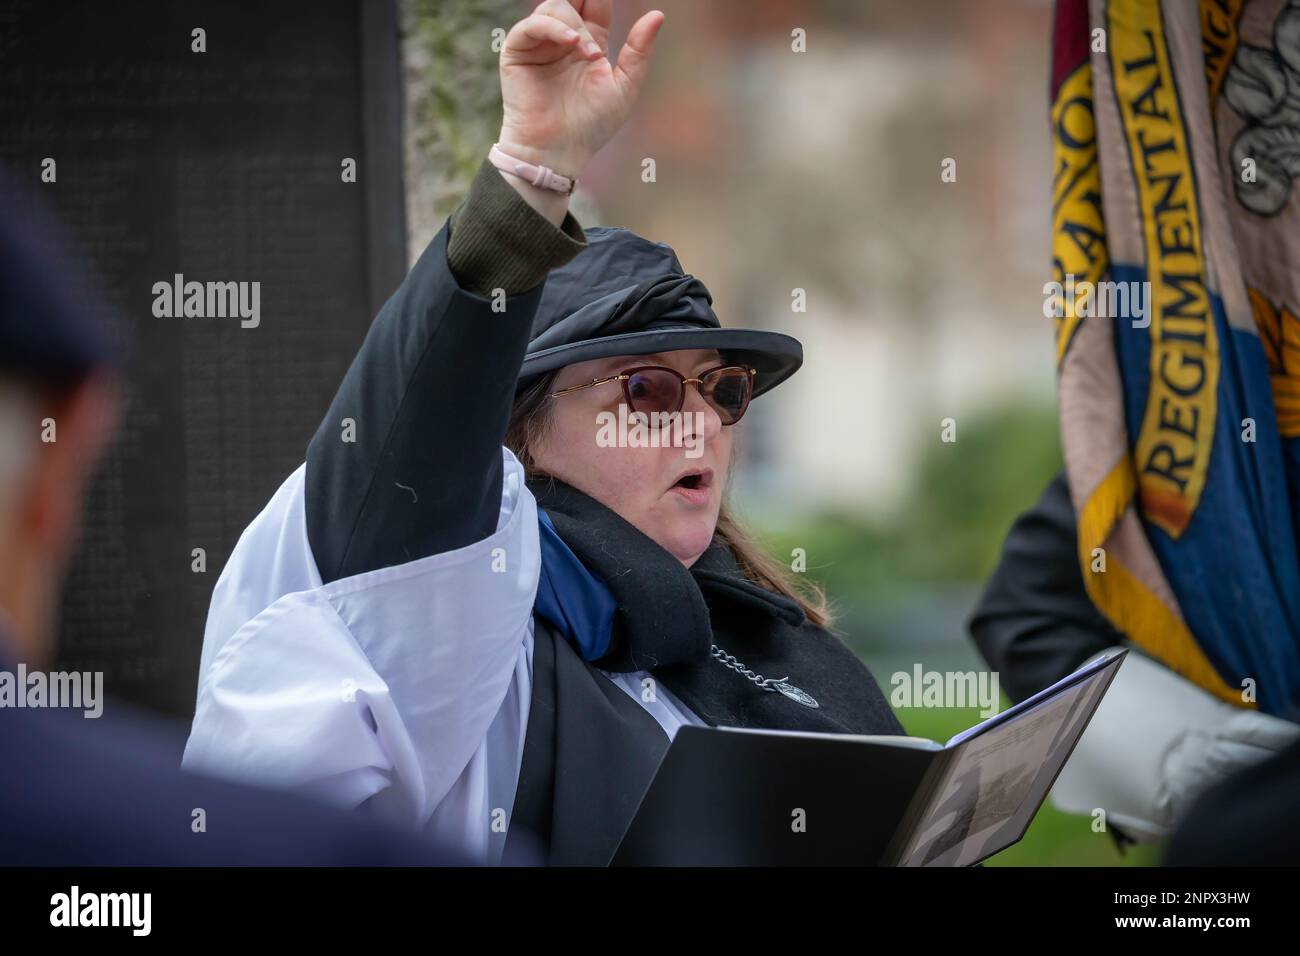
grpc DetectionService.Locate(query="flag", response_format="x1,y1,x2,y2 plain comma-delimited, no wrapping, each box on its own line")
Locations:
1050,0,1300,715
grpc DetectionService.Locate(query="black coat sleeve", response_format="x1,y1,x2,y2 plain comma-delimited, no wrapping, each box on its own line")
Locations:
303,155,586,583
967,470,1124,703
303,220,545,583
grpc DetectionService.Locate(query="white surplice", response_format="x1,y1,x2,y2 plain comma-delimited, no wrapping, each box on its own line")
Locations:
182,446,704,864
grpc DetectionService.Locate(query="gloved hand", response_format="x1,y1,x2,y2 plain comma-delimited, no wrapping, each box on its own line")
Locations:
1050,646,1300,840
1157,704,1300,825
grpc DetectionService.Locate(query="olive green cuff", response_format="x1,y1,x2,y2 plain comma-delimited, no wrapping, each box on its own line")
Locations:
446,156,588,297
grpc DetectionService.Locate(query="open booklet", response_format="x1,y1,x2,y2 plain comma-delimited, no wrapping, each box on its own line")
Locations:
611,648,1127,866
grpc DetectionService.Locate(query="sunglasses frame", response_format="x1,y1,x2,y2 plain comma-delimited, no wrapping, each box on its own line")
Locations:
548,363,758,425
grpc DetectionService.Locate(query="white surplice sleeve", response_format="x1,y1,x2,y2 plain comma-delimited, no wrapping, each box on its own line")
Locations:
182,446,540,833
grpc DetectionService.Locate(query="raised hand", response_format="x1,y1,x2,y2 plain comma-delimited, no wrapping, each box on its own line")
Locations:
497,0,664,184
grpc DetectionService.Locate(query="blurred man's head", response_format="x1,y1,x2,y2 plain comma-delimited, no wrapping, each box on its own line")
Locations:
0,177,123,665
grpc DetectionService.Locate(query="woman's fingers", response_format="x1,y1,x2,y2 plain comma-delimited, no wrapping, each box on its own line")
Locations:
530,0,604,59
614,9,665,100
573,0,613,53
509,12,584,60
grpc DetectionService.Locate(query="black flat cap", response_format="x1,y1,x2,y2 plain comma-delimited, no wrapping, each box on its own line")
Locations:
518,226,802,398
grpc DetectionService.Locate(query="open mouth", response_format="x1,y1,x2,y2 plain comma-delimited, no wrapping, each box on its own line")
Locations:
670,467,714,493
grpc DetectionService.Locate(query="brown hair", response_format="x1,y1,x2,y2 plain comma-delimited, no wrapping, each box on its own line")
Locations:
506,371,833,629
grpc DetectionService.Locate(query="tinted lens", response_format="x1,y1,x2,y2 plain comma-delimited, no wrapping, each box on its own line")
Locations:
625,368,683,416
703,367,752,424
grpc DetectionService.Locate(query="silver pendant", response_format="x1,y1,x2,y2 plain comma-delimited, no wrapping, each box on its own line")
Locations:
773,681,819,709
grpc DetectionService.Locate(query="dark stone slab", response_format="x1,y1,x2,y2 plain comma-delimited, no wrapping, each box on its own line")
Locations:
0,0,406,715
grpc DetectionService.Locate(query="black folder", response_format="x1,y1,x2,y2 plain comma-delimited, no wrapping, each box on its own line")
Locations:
611,649,1126,866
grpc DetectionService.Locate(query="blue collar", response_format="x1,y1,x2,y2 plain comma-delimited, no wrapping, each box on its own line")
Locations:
534,508,617,662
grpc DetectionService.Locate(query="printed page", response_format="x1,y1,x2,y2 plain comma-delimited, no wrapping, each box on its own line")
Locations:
894,662,1115,866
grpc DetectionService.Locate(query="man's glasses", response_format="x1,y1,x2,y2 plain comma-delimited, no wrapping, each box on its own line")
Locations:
549,364,757,425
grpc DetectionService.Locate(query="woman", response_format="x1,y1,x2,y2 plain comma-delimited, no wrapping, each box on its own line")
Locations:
183,0,902,865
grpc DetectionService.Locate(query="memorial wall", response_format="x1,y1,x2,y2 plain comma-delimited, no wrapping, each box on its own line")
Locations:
0,0,406,715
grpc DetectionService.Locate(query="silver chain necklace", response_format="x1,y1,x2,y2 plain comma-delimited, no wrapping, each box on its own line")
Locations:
709,644,819,709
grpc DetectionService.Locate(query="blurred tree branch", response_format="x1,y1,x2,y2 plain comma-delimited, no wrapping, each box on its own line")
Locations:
401,0,515,255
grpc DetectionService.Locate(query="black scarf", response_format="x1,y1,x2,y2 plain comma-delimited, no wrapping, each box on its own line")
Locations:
505,476,903,865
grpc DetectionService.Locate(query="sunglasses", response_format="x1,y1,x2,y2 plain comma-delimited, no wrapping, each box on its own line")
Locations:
549,364,757,425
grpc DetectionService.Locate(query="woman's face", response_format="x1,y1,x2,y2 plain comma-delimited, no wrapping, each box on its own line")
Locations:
531,347,734,566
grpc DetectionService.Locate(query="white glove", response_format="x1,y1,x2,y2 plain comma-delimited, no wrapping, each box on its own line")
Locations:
1049,646,1300,840
1158,704,1300,824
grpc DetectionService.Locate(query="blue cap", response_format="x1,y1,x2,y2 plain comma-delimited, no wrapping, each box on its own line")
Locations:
0,169,126,387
